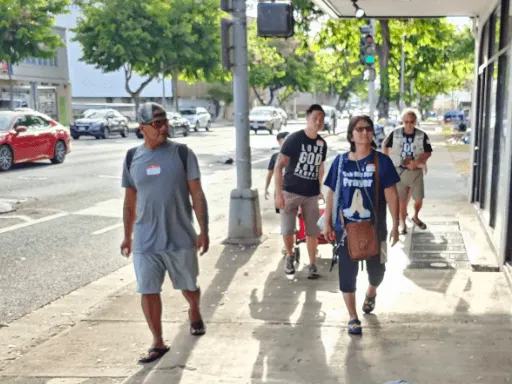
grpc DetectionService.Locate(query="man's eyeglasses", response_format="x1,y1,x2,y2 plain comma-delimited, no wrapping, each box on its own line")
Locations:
150,119,168,129
354,125,373,133
403,120,415,124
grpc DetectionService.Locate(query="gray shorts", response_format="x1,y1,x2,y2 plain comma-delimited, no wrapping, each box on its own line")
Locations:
133,248,199,294
281,191,320,236
396,168,425,201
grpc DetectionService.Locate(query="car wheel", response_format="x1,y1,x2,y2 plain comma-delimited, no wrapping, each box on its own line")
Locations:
95,136,101,140
253,129,257,135
0,145,13,172
136,129,143,139
72,135,80,140
206,121,211,131
268,125,274,135
120,126,128,138
102,127,110,139
51,140,67,164
183,128,189,137
194,122,199,132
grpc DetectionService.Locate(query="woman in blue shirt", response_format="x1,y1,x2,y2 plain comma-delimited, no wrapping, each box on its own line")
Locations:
322,116,400,335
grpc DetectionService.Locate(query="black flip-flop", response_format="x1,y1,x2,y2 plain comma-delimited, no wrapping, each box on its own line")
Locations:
362,294,376,314
138,346,170,364
189,310,206,336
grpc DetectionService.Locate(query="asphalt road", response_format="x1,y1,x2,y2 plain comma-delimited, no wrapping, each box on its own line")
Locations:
0,119,350,324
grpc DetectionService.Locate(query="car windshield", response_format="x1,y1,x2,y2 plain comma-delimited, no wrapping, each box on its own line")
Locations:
250,109,272,116
0,114,12,131
180,110,195,115
82,110,109,119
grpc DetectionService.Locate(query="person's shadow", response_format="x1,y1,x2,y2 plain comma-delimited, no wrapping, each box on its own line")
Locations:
250,257,338,383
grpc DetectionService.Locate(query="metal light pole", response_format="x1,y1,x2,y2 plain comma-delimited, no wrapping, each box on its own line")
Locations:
225,0,263,245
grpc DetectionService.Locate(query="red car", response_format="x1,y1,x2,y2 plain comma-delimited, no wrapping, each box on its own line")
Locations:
0,110,71,172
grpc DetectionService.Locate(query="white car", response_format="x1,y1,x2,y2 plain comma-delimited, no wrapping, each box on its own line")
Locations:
276,108,288,126
180,106,211,132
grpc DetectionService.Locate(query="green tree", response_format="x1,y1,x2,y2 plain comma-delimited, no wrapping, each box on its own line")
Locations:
375,19,475,118
248,24,316,106
314,19,367,111
0,0,69,109
73,0,222,114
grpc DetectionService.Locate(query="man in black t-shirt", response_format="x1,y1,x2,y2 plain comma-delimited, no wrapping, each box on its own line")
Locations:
265,131,290,213
274,104,327,279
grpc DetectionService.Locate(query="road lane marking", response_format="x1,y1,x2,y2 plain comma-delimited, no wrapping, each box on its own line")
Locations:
0,212,69,234
98,175,122,179
92,222,123,235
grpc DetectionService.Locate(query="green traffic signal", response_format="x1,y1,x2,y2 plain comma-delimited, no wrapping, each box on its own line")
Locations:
365,55,375,65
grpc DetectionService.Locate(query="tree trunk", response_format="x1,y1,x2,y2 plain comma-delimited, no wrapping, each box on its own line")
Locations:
171,70,179,112
376,20,391,119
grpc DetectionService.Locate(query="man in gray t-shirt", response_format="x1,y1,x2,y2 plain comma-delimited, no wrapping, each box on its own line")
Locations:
121,102,209,364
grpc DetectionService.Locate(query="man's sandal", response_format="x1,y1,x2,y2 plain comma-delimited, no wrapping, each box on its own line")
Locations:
363,294,376,314
189,310,206,336
412,217,427,230
138,346,170,364
348,318,362,335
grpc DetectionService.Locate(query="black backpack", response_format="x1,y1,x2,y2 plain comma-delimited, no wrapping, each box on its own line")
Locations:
125,143,188,173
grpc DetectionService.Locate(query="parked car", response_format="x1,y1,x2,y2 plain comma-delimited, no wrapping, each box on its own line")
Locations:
249,107,282,135
322,105,338,134
0,110,71,172
71,109,128,140
167,112,190,137
180,107,211,132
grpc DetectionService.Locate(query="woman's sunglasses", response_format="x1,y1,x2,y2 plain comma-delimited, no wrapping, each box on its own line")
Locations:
354,125,373,133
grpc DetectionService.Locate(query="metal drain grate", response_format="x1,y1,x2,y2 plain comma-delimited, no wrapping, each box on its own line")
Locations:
407,221,470,270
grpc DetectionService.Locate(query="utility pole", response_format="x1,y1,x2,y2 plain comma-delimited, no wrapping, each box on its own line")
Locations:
222,0,263,244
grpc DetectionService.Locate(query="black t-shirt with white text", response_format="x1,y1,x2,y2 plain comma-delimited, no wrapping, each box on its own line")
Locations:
280,130,327,197
385,129,433,160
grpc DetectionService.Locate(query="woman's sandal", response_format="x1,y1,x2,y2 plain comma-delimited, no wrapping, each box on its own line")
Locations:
138,346,170,364
362,294,376,314
188,310,206,336
348,318,362,335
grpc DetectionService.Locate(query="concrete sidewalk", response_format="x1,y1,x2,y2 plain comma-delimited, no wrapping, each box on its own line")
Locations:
2,130,512,384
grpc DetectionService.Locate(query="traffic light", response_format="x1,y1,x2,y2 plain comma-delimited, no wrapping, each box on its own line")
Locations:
359,25,376,81
257,2,294,38
221,18,233,71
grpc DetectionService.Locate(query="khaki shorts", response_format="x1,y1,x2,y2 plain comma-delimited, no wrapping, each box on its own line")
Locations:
280,191,320,236
396,168,425,201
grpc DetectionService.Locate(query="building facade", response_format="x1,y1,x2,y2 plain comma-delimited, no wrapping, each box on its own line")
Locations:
0,27,72,125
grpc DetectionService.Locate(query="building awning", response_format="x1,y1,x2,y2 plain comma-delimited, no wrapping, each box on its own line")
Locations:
312,0,498,18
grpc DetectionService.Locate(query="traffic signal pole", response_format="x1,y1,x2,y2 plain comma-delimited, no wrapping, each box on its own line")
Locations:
223,0,263,245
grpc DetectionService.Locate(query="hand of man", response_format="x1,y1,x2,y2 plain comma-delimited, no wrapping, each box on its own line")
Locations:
196,232,210,255
275,193,285,210
120,237,132,258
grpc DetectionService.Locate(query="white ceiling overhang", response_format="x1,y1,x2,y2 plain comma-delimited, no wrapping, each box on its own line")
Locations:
312,0,498,19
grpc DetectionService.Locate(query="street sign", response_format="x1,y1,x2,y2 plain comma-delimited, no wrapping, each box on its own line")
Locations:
221,18,233,71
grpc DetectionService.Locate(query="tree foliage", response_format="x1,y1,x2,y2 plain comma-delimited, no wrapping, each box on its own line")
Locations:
73,0,222,112
0,0,69,108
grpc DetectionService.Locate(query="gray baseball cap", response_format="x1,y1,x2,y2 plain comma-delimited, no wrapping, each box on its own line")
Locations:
137,102,166,125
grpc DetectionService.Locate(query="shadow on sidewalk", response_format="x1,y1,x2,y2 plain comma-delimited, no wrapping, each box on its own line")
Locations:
249,257,338,383
122,243,257,384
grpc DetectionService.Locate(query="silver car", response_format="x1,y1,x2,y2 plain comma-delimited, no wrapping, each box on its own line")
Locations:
249,107,282,135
